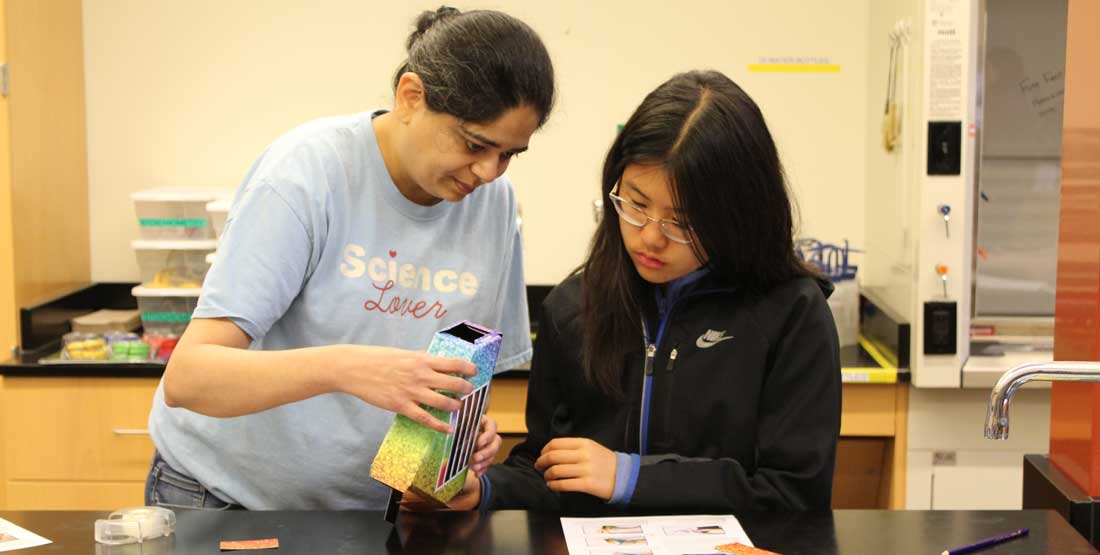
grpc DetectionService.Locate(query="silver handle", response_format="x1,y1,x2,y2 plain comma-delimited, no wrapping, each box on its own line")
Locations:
112,428,150,436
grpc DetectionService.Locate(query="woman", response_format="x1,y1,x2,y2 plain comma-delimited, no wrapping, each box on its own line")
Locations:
145,6,554,510
432,70,841,514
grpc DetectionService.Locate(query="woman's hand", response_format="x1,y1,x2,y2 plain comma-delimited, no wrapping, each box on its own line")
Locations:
534,438,618,500
469,415,501,477
400,471,483,511
333,345,476,434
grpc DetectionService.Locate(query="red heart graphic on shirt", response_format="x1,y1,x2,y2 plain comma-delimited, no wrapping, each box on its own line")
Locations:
389,250,397,258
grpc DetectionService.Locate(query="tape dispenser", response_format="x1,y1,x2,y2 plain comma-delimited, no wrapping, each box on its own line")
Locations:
94,506,176,545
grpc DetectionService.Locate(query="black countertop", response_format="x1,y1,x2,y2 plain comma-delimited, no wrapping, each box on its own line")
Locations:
0,344,890,381
3,283,907,382
0,509,1094,554
0,359,534,381
0,360,167,378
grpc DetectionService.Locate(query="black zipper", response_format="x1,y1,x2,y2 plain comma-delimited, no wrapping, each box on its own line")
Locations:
659,346,679,449
639,343,656,454
631,286,734,454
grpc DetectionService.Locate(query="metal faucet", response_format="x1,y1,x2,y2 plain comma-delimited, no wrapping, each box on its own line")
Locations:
986,361,1100,440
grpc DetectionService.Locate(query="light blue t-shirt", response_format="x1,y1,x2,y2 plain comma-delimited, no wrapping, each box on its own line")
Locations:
148,111,533,510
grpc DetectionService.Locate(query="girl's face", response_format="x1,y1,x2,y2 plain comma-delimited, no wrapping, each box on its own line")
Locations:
400,97,539,206
616,164,708,284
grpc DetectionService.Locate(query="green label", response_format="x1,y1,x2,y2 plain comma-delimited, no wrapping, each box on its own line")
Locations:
139,218,207,227
142,312,192,323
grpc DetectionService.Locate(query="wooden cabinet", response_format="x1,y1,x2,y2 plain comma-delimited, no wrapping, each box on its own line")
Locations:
486,377,528,437
834,383,909,509
1,377,157,509
0,0,95,510
0,374,908,510
0,0,91,314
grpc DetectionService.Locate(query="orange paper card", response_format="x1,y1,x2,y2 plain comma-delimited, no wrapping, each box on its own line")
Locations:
715,543,781,555
219,538,280,550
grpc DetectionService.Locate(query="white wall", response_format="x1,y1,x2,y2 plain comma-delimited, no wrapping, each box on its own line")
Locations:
83,0,870,285
863,0,922,322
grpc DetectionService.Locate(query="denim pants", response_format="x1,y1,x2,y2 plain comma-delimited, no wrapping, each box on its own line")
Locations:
144,451,242,510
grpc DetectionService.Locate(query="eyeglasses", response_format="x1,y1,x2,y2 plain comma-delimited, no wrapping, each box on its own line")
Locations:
607,188,693,244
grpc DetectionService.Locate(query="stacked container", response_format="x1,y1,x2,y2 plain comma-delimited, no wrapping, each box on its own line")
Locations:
130,188,232,361
132,239,217,288
205,196,231,243
132,189,224,239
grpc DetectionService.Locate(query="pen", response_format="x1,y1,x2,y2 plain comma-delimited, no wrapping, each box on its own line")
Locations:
942,528,1029,555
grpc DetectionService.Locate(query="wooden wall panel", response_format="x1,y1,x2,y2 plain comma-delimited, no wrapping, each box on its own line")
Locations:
1050,0,1100,497
0,0,15,352
0,0,12,511
6,0,90,307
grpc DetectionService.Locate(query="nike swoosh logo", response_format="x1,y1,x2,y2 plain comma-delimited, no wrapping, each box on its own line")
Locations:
696,335,734,349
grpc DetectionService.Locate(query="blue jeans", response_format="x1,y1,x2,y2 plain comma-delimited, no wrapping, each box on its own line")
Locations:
144,451,242,510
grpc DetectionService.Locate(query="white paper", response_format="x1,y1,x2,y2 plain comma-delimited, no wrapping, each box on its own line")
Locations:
0,518,51,552
560,514,753,555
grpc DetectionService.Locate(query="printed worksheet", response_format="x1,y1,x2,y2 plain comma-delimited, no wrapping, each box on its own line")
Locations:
560,514,753,555
0,518,51,552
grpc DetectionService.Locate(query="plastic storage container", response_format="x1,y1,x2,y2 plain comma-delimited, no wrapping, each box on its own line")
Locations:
132,239,216,288
94,506,176,545
61,331,109,360
131,188,229,240
828,277,860,348
105,332,152,361
132,286,200,337
205,197,231,242
56,331,152,363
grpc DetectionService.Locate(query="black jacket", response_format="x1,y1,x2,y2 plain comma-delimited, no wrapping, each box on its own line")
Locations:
485,272,842,514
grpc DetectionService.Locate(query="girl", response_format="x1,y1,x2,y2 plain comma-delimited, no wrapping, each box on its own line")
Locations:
145,7,554,510
441,70,841,513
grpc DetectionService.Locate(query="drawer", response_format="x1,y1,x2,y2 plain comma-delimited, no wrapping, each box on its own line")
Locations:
840,383,899,437
487,378,527,434
5,480,145,510
3,377,159,481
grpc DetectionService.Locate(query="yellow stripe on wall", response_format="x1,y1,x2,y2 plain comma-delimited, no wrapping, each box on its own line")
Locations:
748,64,841,73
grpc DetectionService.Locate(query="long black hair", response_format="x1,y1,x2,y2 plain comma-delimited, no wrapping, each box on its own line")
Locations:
581,70,819,397
394,6,555,127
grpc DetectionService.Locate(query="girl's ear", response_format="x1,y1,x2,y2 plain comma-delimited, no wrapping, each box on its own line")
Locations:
393,72,427,123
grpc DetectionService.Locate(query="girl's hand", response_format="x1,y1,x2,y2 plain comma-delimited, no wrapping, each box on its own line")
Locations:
534,437,618,500
334,346,476,434
469,415,501,477
400,471,483,511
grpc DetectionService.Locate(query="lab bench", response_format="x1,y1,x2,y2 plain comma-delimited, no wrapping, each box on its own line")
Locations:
0,285,910,510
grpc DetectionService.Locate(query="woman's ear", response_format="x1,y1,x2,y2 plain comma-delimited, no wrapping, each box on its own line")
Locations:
394,72,427,124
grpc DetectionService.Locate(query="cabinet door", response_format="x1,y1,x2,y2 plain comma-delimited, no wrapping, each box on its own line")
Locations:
3,377,159,481
487,377,527,434
6,481,146,511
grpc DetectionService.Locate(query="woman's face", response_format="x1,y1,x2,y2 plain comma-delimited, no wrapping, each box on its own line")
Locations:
616,164,708,284
401,101,539,205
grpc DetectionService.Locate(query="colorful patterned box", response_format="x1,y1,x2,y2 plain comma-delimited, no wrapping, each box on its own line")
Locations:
370,321,500,503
